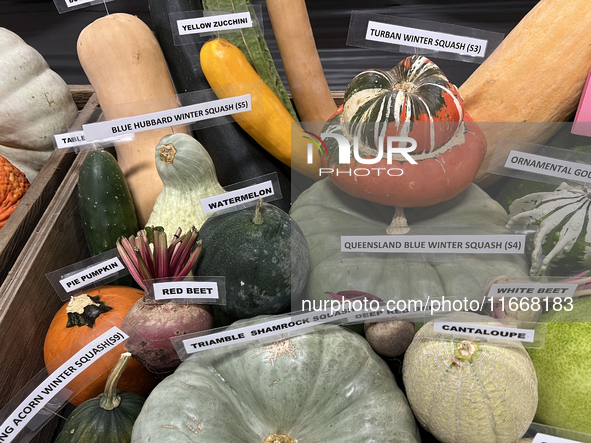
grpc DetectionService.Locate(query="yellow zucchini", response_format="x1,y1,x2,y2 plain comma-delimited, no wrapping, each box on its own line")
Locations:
200,38,321,180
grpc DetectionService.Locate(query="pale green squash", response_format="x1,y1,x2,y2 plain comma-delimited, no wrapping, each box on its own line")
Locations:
290,178,529,306
131,321,421,442
402,312,538,443
146,133,226,232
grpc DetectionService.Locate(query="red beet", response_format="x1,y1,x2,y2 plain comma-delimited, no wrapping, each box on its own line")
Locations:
123,299,213,374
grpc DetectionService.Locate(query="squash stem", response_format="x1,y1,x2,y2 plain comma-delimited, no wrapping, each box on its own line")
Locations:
386,207,410,234
253,198,264,225
99,352,131,411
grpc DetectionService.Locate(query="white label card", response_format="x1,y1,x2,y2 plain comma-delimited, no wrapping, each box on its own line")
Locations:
59,258,125,293
433,321,535,343
533,434,581,443
365,21,488,57
53,130,133,150
177,12,252,35
0,327,128,443
488,283,577,298
82,94,251,142
65,0,93,7
201,180,275,214
504,150,591,183
153,281,219,300
341,235,525,254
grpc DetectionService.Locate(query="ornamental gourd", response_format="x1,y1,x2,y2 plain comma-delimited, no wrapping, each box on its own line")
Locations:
403,312,538,443
0,28,78,181
130,320,421,442
146,133,226,233
55,353,145,443
507,183,591,276
321,55,486,233
290,179,529,306
0,155,29,228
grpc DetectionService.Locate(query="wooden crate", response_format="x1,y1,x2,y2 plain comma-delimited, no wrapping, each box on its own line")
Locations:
0,89,98,442
0,89,344,442
0,86,96,285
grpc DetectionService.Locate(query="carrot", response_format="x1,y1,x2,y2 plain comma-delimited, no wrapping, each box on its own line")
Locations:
266,0,337,123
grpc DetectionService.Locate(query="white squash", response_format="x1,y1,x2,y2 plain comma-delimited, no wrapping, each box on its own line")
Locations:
0,28,78,180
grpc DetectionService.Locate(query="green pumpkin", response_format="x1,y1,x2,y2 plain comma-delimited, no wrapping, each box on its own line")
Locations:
130,320,421,442
55,353,145,443
290,178,529,306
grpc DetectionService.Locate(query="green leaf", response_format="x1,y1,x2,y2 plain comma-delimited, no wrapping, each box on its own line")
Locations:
202,0,298,121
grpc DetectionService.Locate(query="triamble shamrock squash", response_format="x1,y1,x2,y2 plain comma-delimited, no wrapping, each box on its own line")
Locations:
507,182,591,276
130,321,421,442
0,155,29,228
43,286,157,406
320,55,486,232
403,312,538,443
0,28,78,180
290,179,529,306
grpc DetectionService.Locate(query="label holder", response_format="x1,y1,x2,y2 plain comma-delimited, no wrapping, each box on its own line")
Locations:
46,249,130,301
346,11,504,64
143,276,226,305
169,5,264,46
200,172,282,216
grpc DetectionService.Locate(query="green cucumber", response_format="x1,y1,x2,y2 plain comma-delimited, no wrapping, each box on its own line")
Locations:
78,150,139,256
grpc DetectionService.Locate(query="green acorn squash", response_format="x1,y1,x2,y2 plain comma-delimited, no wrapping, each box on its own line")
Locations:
55,353,145,443
130,321,421,442
290,179,529,306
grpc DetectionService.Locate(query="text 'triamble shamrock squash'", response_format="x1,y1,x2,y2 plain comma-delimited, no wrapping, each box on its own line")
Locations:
43,286,157,406
146,133,226,233
290,179,529,306
55,353,145,443
320,55,486,215
0,155,29,228
130,321,421,442
403,312,538,443
195,199,309,318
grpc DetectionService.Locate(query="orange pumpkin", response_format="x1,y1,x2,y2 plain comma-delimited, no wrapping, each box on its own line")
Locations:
43,285,157,406
0,154,29,228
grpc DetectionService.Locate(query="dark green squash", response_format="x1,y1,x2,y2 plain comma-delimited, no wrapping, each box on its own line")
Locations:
195,199,310,318
55,353,145,443
78,150,138,256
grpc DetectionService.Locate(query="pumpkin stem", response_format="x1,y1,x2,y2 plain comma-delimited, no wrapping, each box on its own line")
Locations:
159,143,177,164
386,207,410,235
253,198,264,225
99,352,132,411
65,294,113,328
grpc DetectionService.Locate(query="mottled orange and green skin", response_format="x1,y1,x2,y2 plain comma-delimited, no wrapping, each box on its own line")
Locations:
528,296,591,433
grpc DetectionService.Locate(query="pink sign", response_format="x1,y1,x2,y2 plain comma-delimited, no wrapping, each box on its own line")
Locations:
572,68,591,137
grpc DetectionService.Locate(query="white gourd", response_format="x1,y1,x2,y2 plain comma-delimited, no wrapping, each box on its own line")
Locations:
0,28,78,180
146,133,226,234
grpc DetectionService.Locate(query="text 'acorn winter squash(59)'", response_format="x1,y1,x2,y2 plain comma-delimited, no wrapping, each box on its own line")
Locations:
320,55,486,211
